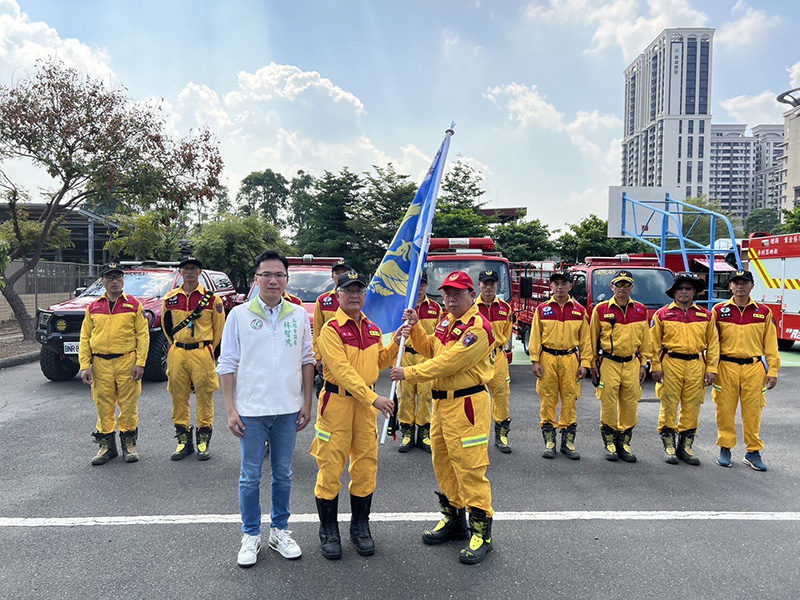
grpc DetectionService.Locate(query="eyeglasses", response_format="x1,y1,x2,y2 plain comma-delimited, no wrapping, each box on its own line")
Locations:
613,282,632,289
103,274,123,281
340,287,367,295
255,272,288,280
443,290,470,300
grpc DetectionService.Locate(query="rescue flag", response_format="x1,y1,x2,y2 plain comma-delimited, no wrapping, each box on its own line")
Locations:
363,125,454,331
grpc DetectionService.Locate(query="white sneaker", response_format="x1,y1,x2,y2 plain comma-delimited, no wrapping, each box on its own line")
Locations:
237,533,261,568
268,527,302,559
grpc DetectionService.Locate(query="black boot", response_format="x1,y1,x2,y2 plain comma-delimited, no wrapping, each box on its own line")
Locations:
171,425,194,460
677,429,701,466
316,496,342,560
398,422,414,453
600,425,618,462
494,419,512,453
617,427,637,463
660,428,679,464
541,423,557,459
119,428,139,463
91,432,118,466
350,493,375,556
422,491,469,545
196,427,212,461
459,507,493,565
416,423,432,453
560,424,581,460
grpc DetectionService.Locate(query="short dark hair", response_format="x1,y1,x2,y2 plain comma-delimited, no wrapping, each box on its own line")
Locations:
254,250,289,273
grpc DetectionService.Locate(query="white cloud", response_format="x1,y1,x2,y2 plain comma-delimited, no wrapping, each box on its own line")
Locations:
719,91,785,126
716,1,781,49
789,61,800,89
483,82,565,131
566,110,623,175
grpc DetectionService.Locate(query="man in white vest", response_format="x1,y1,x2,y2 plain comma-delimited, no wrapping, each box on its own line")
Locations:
218,249,315,568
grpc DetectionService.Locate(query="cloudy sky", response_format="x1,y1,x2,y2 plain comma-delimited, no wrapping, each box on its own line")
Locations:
2,0,799,231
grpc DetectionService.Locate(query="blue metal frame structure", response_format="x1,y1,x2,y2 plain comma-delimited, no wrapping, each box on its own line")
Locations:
620,192,742,306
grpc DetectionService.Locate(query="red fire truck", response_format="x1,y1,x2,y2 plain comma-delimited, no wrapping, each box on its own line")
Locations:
745,233,800,350
424,237,513,362
511,256,674,355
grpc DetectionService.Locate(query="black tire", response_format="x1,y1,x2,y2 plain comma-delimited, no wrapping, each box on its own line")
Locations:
521,325,531,356
777,338,795,351
144,331,169,382
39,349,80,381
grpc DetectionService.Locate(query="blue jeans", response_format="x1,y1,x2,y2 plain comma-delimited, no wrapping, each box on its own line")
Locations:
239,412,299,535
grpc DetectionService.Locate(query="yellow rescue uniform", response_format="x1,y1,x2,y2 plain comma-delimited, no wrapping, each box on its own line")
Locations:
711,298,780,452
476,296,513,423
311,308,399,499
650,302,719,433
590,298,652,431
530,297,592,428
312,289,339,361
162,284,225,429
79,292,149,434
398,296,441,426
405,304,495,516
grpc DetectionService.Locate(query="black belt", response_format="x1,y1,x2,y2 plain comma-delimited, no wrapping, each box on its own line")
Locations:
323,382,374,397
175,341,211,350
602,353,634,363
432,385,487,400
666,351,700,361
541,346,577,356
405,347,419,355
720,354,760,365
93,353,124,360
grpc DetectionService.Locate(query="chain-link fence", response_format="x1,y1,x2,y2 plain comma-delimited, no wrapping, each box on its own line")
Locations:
1,260,99,328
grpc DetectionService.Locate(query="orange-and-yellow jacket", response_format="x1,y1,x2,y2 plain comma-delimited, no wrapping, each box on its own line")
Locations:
649,302,719,373
529,296,592,368
710,297,780,378
79,292,149,370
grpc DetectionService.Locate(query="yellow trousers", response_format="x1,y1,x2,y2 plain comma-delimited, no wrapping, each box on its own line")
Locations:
398,350,432,426
431,390,493,516
489,350,511,423
91,351,141,434
310,389,379,499
537,352,581,428
712,360,767,452
655,355,706,432
167,345,219,429
597,358,641,431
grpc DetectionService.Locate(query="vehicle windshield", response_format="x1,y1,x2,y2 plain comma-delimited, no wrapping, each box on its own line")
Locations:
82,271,175,298
247,270,333,302
425,259,511,305
590,268,673,308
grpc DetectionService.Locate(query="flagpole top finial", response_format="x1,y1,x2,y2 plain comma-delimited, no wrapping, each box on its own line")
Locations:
445,121,456,136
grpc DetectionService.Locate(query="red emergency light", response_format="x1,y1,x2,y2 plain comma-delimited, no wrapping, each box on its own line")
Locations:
429,237,495,251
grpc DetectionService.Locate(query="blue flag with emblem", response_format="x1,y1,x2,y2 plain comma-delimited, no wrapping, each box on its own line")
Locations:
363,126,454,331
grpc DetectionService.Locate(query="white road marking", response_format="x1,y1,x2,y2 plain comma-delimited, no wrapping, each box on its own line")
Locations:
2,510,800,528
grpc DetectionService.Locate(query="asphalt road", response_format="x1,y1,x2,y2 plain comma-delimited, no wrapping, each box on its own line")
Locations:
2,345,800,600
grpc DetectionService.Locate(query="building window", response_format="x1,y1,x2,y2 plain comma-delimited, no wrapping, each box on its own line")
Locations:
677,161,681,183
687,163,692,183
699,38,710,114
685,37,698,115
697,186,703,197
688,120,694,134
698,161,703,182
699,120,705,134
698,136,704,158
686,186,692,198
678,136,682,158
687,136,693,158
679,120,682,134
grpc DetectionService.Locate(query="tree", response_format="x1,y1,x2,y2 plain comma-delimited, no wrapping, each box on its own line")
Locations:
0,59,223,339
744,207,783,236
191,213,292,291
431,158,490,238
494,219,555,263
105,210,186,261
236,168,290,226
783,205,800,233
555,214,648,263
680,196,744,246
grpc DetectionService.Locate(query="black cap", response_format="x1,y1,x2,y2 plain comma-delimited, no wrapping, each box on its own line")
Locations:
728,269,754,284
611,270,634,285
420,271,428,284
549,270,573,283
100,263,124,277
337,270,369,289
478,269,499,282
179,256,203,269
332,259,353,272
666,271,704,298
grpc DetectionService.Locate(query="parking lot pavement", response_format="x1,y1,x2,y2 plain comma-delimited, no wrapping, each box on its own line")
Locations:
2,346,800,600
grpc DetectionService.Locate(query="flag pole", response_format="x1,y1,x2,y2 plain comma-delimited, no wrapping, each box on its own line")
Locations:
380,123,455,444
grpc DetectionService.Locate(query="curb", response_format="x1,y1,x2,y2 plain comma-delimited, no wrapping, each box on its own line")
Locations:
0,351,40,370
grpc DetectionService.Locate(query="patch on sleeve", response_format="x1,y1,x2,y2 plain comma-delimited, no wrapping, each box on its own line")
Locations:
462,332,478,347
216,303,223,313
167,296,180,306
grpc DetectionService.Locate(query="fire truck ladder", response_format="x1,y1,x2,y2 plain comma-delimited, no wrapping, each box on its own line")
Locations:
620,192,743,307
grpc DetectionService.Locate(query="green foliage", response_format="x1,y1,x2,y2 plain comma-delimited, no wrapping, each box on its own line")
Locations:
0,239,9,292
782,205,800,233
679,196,744,246
744,208,783,236
0,204,73,256
555,214,647,262
494,219,555,262
432,158,489,238
105,210,185,261
191,213,293,291
236,169,290,226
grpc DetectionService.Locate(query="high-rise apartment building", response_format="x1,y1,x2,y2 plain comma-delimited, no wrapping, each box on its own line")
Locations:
778,90,800,211
621,28,714,199
753,124,784,211
708,124,755,219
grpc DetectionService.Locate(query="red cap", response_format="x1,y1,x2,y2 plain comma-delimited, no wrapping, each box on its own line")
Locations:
438,270,475,291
